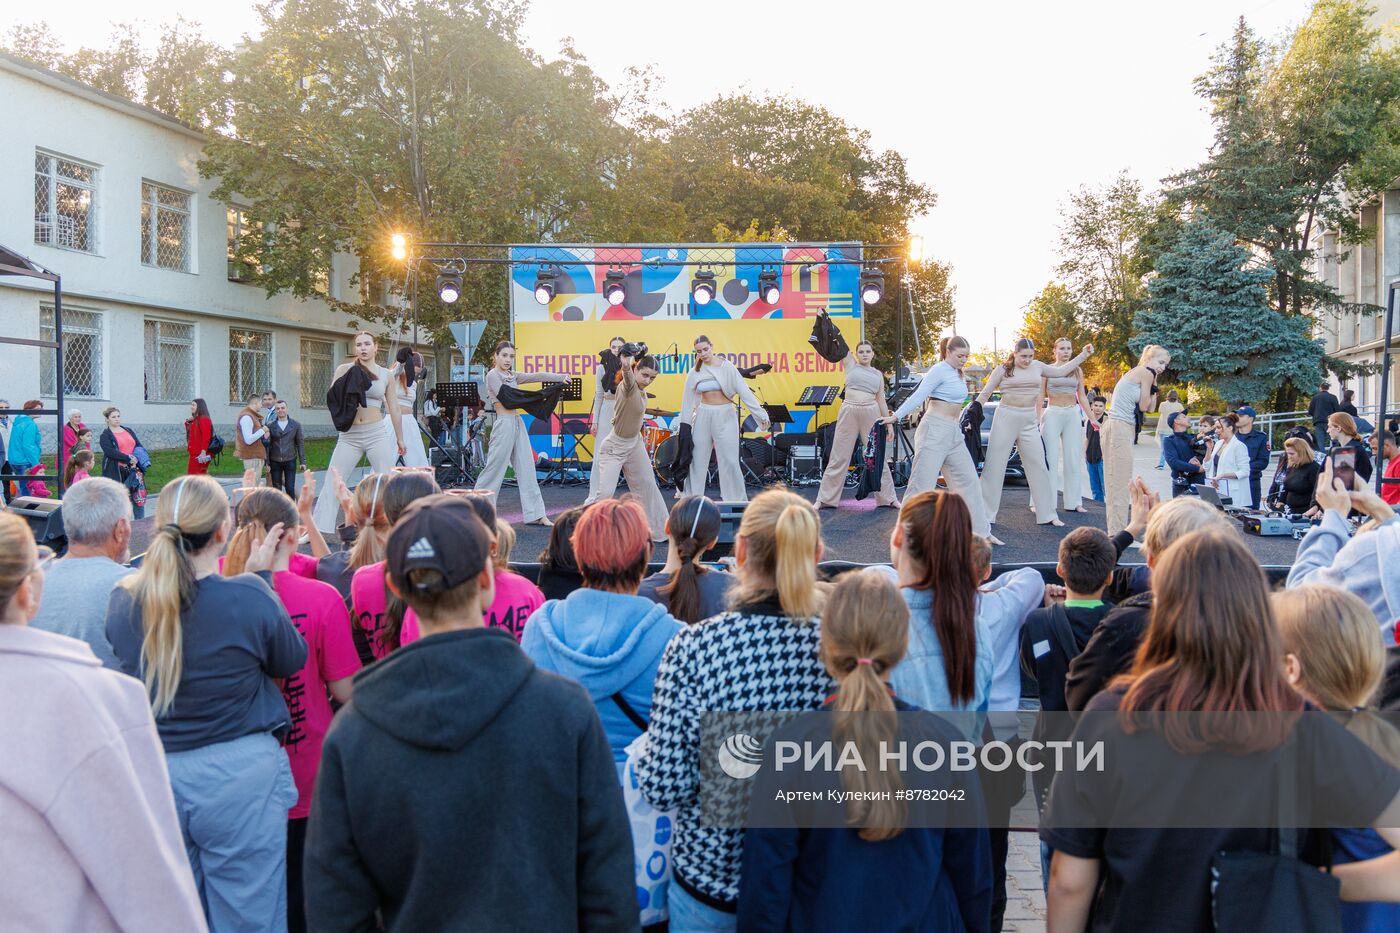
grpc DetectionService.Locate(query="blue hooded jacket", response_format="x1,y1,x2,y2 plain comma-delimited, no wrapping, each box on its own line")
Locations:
521,589,683,763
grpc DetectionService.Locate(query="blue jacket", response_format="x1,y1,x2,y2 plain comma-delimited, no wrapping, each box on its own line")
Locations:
1236,427,1270,477
888,585,993,742
8,414,41,466
739,699,993,933
1163,431,1206,488
521,588,683,763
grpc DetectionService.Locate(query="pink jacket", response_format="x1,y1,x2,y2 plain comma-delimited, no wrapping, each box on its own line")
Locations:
0,625,208,932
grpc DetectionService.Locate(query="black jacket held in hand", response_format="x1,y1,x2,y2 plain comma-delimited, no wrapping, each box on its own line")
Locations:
304,627,638,933
326,366,373,432
808,311,850,364
496,381,567,421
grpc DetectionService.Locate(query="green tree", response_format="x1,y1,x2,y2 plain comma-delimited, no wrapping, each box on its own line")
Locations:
1055,172,1155,370
1167,1,1400,397
1134,221,1321,403
1020,282,1115,389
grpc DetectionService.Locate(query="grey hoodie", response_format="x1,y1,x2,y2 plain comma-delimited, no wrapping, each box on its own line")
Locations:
1288,510,1400,643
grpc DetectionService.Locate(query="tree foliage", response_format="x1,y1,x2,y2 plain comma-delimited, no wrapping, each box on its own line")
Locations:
1134,221,1321,403
1020,282,1116,389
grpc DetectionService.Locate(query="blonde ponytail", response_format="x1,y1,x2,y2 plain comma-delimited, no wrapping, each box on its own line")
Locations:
824,570,911,841
120,474,227,717
729,489,823,619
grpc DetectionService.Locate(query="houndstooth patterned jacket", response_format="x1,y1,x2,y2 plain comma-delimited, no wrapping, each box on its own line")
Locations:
635,598,832,909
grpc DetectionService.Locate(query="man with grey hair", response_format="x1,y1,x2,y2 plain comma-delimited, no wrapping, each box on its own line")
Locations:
31,477,134,668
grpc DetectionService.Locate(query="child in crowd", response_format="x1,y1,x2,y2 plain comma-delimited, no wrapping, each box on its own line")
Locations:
64,449,94,488
1084,396,1106,503
740,569,993,932
1020,526,1118,887
349,471,440,659
493,518,516,568
304,495,637,931
536,505,586,600
317,469,390,613
223,488,361,933
637,495,733,624
1276,584,1400,933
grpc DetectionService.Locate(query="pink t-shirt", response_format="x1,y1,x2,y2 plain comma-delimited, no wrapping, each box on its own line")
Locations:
395,568,544,647
271,571,361,819
350,561,419,661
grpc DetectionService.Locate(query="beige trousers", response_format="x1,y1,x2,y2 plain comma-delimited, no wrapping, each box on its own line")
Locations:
475,412,547,523
816,402,896,507
586,396,616,498
312,420,397,532
584,432,669,540
1102,417,1135,537
981,404,1058,524
687,403,746,502
1042,403,1084,510
904,412,933,499
907,414,992,539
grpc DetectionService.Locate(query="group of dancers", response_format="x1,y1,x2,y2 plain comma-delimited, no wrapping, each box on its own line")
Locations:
311,324,1163,544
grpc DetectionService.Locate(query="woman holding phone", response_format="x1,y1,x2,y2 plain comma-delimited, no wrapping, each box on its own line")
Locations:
1326,412,1374,484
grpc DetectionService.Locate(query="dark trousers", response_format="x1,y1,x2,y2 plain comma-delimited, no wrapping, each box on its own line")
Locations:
1249,472,1262,510
0,461,9,503
979,737,1028,933
287,817,307,933
269,460,297,498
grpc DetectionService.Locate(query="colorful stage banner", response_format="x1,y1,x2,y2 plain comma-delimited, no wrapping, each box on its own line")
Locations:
508,244,867,459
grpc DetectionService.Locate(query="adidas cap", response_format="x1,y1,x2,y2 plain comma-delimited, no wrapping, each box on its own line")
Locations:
386,494,493,594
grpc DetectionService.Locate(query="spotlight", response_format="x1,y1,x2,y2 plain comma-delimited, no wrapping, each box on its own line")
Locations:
534,266,558,305
691,269,717,306
390,233,407,261
604,269,626,306
435,269,462,304
908,235,924,265
860,267,885,305
758,268,781,305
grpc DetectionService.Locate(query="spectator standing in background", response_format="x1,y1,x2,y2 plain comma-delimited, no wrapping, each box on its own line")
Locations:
98,407,146,520
8,401,43,497
1327,412,1375,483
0,511,210,933
29,477,133,668
1233,406,1270,509
423,389,443,445
262,390,278,426
1342,388,1360,419
1154,390,1183,470
186,398,214,476
64,449,94,488
1310,380,1341,446
1084,396,1106,502
61,408,85,473
266,400,306,498
0,399,12,504
235,392,270,484
1375,432,1400,506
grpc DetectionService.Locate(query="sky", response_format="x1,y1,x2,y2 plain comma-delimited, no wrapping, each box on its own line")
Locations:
26,0,1318,351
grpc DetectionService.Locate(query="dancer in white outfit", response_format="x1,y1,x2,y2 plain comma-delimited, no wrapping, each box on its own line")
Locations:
386,346,429,468
1039,337,1095,513
679,334,769,502
312,331,404,532
474,340,567,525
975,337,1093,527
587,336,625,497
882,336,998,544
808,312,897,509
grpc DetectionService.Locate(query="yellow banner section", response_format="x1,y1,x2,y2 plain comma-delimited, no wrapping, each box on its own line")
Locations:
516,316,866,436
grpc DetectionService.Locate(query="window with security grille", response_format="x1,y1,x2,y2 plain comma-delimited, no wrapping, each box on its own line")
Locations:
141,181,191,271
34,151,98,253
144,319,195,402
40,306,103,398
229,328,272,403
300,337,335,408
227,206,258,283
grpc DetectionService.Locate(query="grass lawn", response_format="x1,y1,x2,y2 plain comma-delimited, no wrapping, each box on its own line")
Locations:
39,436,342,494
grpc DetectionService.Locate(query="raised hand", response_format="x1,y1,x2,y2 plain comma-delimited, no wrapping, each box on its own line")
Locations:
243,522,286,574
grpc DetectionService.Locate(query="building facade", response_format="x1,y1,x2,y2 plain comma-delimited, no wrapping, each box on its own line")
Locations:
0,53,442,454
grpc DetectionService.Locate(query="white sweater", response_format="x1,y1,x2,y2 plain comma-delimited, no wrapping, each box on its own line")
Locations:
679,359,767,427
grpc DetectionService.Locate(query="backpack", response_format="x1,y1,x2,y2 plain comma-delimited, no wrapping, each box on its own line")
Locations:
206,431,226,463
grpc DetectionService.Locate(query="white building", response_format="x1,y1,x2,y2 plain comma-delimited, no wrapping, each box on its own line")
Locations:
0,52,434,453
1311,0,1400,415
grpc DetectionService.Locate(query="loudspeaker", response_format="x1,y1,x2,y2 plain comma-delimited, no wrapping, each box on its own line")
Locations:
704,501,749,559
9,496,65,553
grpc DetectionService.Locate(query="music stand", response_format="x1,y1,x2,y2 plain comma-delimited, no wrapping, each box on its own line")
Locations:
431,382,480,487
545,378,589,485
762,404,793,428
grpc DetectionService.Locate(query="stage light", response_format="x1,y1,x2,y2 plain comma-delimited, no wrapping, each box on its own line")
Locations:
534,266,558,305
758,268,781,305
604,269,626,306
436,269,462,304
908,235,924,265
390,233,407,261
691,269,717,306
860,267,885,305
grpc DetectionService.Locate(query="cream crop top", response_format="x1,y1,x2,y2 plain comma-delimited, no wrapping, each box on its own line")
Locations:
844,364,884,397
695,377,723,393
892,362,967,420
364,364,389,406
1044,369,1080,397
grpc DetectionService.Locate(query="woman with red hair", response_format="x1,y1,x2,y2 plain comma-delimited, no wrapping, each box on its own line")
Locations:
520,497,683,764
